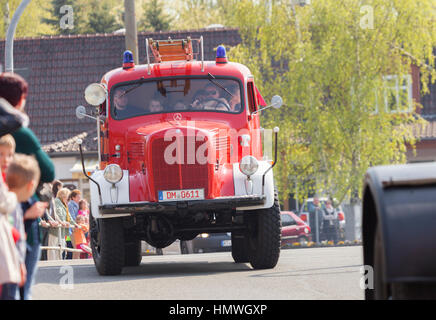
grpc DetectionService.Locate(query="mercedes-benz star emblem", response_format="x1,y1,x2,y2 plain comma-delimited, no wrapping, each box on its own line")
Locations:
173,113,182,121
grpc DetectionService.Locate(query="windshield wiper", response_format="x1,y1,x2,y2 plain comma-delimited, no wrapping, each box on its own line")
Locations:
119,77,147,97
207,73,233,97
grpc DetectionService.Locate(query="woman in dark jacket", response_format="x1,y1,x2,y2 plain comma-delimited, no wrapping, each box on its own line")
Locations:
0,72,55,300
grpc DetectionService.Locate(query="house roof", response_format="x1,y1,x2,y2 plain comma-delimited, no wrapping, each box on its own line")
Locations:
0,28,241,154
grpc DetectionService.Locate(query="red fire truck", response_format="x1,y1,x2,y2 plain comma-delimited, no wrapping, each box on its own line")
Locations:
76,37,283,275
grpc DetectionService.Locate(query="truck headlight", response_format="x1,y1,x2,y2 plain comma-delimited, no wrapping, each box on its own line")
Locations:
104,164,123,184
239,156,259,177
84,83,106,106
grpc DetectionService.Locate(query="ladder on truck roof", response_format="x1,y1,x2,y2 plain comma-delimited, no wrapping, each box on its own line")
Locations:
145,36,204,74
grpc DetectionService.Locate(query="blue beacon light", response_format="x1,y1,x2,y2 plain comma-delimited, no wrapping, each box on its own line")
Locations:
123,50,135,69
216,45,228,64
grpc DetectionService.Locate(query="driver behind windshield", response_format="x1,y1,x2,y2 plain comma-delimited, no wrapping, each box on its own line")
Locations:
197,84,229,111
225,84,241,112
191,89,207,110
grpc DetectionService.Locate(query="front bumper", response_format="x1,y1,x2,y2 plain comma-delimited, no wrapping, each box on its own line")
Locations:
99,195,265,215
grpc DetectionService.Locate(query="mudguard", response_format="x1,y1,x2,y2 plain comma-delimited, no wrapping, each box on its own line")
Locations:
363,162,436,283
89,169,132,219
233,161,275,210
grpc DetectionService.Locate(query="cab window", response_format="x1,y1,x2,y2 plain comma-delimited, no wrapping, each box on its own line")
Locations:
247,82,257,114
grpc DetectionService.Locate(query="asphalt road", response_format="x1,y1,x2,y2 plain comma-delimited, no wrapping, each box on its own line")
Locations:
32,245,364,300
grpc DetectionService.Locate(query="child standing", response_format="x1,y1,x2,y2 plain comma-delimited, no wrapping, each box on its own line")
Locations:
0,170,21,299
77,199,89,219
0,135,15,182
72,215,92,257
3,154,46,299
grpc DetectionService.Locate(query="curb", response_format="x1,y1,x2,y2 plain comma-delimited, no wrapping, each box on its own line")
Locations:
282,240,362,249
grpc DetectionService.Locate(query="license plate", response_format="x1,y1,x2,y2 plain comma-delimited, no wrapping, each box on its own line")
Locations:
158,189,204,202
221,240,231,247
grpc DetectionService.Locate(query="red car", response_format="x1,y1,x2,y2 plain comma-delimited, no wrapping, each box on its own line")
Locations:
281,211,311,247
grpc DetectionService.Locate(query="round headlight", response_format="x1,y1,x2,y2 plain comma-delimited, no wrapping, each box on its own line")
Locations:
103,164,123,184
84,83,106,106
239,155,259,177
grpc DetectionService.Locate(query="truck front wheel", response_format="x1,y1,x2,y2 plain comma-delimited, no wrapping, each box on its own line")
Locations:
91,216,125,275
246,191,281,269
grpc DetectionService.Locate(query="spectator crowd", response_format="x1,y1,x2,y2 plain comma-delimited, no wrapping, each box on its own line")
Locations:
0,72,91,300
307,196,343,244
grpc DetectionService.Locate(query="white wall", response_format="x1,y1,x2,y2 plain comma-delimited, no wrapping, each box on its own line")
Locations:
51,156,77,180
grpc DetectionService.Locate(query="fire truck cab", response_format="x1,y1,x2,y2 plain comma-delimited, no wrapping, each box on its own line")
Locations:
76,37,283,275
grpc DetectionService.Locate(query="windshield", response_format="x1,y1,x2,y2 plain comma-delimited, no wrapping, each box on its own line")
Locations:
111,77,243,120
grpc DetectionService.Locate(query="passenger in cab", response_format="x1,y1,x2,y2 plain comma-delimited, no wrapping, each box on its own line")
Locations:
148,97,164,113
113,90,128,111
173,100,187,111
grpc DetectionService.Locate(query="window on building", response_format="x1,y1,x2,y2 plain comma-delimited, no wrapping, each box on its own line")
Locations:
382,74,413,114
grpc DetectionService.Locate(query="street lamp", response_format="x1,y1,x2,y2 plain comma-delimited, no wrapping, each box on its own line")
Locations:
5,0,32,73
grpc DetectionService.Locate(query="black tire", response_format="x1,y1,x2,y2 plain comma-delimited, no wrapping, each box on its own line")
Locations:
373,224,436,299
91,216,125,276
124,240,142,267
247,190,281,269
231,232,249,263
373,224,389,299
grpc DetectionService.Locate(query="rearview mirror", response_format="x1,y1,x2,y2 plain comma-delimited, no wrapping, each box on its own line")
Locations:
271,95,283,109
76,105,87,120
75,105,105,123
252,95,283,115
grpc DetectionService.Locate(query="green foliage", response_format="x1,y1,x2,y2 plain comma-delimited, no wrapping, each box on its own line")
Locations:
228,0,436,203
171,0,239,30
139,0,172,32
42,0,88,35
0,0,56,37
86,0,122,34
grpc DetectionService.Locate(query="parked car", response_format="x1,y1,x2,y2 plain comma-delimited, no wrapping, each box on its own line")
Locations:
281,211,311,246
180,233,232,254
298,197,345,241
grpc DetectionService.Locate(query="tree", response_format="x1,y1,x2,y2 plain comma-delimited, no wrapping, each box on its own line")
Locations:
228,0,436,205
171,0,239,30
42,0,88,35
86,0,121,34
0,0,56,38
139,0,172,32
